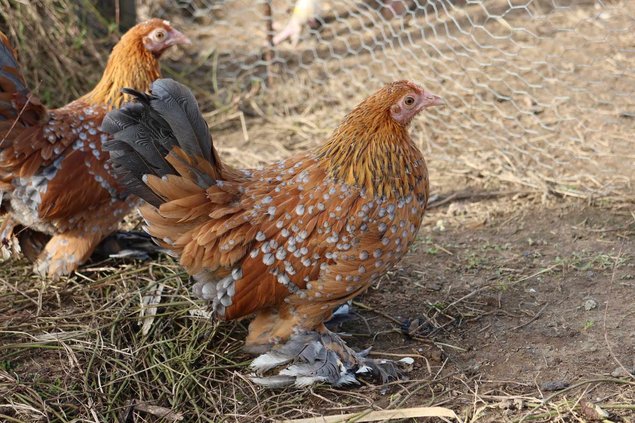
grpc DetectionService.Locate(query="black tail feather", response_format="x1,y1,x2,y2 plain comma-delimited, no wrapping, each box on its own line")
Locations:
92,230,168,261
145,81,212,163
0,32,33,122
0,32,28,96
101,79,215,207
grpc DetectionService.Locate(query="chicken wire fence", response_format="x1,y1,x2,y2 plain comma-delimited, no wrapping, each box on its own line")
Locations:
143,0,634,199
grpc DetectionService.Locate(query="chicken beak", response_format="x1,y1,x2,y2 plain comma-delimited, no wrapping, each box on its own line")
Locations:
167,29,192,46
422,92,444,108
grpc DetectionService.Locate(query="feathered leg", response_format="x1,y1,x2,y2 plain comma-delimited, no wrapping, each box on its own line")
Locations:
33,200,128,278
246,302,410,388
26,228,163,278
34,229,105,279
249,323,408,388
0,216,21,259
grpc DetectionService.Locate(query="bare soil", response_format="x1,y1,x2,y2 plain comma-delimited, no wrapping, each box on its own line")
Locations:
342,196,635,421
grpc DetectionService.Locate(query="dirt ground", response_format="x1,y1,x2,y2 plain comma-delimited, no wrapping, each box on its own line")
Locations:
168,0,635,202
343,195,635,421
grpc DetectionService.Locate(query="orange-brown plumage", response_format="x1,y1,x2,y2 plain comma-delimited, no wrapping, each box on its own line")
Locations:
81,19,182,108
0,20,189,278
104,78,443,386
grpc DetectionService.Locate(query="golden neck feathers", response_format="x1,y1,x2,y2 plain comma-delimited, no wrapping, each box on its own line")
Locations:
81,29,161,109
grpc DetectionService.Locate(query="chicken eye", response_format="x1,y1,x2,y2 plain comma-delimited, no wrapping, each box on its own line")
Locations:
404,96,415,107
154,30,167,41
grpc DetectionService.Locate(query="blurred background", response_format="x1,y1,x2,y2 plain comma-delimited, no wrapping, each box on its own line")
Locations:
1,0,633,201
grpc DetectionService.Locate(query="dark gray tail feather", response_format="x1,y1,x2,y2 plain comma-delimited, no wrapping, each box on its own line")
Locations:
92,230,169,261
101,78,217,207
0,32,30,120
324,300,355,330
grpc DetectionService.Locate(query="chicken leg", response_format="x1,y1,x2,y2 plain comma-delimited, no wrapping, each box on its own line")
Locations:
245,297,408,387
249,323,406,387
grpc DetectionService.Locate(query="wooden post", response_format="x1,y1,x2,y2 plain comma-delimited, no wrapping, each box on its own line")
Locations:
96,0,137,32
263,0,275,86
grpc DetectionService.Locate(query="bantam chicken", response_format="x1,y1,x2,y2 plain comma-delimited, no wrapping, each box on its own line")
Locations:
0,19,190,278
102,78,443,387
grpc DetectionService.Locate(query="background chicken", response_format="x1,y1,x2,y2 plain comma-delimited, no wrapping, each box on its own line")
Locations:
103,78,443,386
272,0,414,48
273,0,322,47
0,19,189,278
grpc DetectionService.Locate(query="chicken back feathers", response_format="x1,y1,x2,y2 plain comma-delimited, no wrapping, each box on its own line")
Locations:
0,20,189,277
105,79,435,338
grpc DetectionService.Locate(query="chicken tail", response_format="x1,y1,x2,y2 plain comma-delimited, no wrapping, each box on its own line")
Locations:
0,32,45,125
0,32,27,120
101,78,221,208
0,31,47,191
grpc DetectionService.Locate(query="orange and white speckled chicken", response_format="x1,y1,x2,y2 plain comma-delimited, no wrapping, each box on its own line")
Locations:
103,78,443,386
0,20,190,278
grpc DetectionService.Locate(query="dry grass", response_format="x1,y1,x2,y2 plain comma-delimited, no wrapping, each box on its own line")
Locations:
0,257,457,421
0,0,114,107
0,0,191,108
1,260,632,422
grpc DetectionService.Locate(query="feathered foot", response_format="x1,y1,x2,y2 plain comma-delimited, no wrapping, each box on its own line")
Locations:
34,230,105,279
0,217,21,259
29,229,165,279
272,21,303,47
249,327,412,388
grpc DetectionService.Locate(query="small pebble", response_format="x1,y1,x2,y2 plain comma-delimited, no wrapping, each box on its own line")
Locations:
428,282,442,291
611,366,635,378
583,299,598,311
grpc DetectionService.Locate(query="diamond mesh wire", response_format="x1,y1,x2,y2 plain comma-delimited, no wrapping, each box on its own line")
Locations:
145,0,634,199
